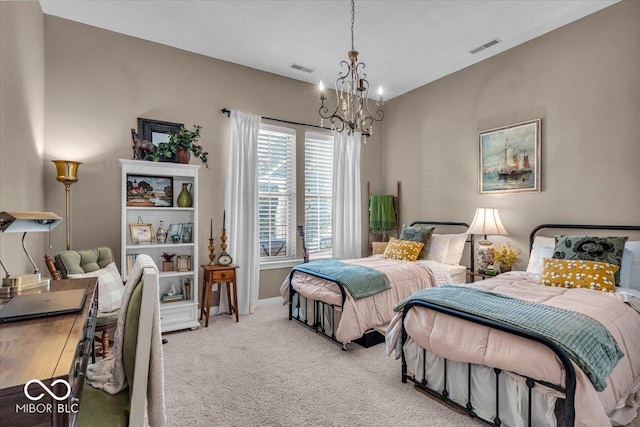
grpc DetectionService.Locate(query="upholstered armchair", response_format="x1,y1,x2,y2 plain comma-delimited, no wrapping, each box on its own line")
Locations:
45,247,122,359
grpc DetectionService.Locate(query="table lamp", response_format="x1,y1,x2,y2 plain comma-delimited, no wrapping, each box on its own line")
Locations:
52,160,81,250
0,211,62,294
466,208,508,273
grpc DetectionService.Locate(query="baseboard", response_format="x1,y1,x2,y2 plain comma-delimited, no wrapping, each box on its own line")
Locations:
258,296,282,307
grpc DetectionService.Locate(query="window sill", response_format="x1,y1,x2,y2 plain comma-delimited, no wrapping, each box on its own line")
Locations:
259,254,333,271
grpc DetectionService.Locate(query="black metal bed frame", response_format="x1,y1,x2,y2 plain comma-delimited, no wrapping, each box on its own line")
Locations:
400,223,640,427
288,221,472,351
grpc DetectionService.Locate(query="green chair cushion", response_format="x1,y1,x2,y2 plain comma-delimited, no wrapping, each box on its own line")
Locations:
76,379,129,427
96,310,119,327
55,247,114,279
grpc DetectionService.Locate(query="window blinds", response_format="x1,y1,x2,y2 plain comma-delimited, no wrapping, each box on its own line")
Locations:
258,125,296,260
305,132,334,256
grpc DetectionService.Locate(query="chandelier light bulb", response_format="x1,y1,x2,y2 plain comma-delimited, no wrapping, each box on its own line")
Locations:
319,81,325,91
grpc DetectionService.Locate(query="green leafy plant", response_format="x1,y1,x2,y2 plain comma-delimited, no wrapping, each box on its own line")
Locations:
151,125,208,164
161,252,176,262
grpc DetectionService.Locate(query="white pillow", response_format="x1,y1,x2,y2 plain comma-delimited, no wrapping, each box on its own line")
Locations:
68,262,124,313
625,241,640,290
619,249,635,289
443,234,468,265
426,234,450,263
526,236,556,275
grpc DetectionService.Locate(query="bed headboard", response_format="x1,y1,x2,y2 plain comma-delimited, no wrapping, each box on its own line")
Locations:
529,224,640,251
409,221,473,271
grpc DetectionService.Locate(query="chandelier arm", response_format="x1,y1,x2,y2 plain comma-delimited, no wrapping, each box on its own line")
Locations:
338,60,352,80
330,116,346,133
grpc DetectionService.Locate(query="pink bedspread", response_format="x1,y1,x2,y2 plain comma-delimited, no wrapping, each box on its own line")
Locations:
391,272,640,426
281,255,437,343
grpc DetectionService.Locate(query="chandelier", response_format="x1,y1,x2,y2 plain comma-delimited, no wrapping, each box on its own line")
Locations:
318,0,384,141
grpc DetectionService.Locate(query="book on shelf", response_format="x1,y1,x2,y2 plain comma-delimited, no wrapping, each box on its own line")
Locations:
161,293,185,303
126,254,138,273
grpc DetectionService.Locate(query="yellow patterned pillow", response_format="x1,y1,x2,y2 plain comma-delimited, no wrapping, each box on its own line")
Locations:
540,258,620,292
383,237,424,262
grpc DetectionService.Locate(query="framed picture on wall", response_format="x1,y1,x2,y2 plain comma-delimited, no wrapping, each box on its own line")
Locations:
137,118,183,146
126,174,173,207
478,119,541,194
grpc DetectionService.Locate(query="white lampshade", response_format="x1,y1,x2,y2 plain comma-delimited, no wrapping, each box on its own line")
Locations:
466,208,508,238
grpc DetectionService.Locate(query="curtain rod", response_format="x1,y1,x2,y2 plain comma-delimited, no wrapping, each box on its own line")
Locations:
220,108,370,137
221,108,330,132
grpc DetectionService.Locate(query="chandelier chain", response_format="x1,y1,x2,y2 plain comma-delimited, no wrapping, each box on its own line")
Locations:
351,0,355,51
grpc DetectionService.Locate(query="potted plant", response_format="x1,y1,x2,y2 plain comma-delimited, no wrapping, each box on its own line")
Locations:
161,252,176,272
151,125,208,165
494,244,521,272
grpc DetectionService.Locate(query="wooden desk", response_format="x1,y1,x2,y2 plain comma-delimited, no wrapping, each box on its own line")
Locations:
0,278,97,427
200,265,239,327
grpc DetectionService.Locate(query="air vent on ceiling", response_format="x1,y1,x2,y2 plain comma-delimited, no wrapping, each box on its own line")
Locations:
469,38,502,54
289,64,315,73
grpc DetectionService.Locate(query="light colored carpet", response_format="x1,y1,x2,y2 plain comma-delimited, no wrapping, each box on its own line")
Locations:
162,302,640,427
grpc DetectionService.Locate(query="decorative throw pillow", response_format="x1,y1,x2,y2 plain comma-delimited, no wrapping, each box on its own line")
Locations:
426,234,450,263
68,262,124,313
399,225,435,260
553,235,628,286
625,241,640,290
619,248,634,289
371,241,389,255
540,258,619,292
526,236,556,275
383,237,425,262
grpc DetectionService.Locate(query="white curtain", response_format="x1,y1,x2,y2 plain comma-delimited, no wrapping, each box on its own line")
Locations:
332,131,362,259
223,111,261,315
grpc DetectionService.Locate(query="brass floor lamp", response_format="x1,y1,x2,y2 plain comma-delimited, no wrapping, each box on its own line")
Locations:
52,160,81,250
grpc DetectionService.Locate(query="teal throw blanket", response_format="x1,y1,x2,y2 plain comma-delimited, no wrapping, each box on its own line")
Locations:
369,195,396,233
395,285,624,392
293,259,390,300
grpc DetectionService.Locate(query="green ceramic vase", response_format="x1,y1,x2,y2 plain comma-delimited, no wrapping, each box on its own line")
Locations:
177,183,193,207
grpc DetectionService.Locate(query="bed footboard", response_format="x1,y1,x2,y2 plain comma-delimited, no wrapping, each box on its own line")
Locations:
401,300,576,427
288,270,348,350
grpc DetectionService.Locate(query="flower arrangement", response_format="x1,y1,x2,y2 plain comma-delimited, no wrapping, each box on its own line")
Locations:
494,244,521,271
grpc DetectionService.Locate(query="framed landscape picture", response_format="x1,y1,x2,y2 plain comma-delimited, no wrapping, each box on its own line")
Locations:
127,174,173,207
479,119,541,194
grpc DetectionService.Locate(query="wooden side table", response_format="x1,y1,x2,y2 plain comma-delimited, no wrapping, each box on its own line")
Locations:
467,270,491,283
200,264,239,327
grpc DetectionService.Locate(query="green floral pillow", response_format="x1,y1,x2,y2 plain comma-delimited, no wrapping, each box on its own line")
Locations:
399,225,435,260
553,235,628,286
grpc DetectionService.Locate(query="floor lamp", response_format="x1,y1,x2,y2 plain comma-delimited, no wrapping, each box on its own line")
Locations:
52,160,81,250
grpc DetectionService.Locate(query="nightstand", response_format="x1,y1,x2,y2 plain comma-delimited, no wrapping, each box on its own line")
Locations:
467,270,493,283
200,264,239,327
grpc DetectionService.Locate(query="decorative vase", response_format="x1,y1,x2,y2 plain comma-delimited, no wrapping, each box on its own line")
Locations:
500,263,512,272
476,240,495,273
156,220,167,244
176,148,191,164
177,182,193,207
163,261,174,272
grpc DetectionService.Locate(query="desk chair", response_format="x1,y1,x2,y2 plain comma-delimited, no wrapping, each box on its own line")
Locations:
45,247,119,359
76,266,161,427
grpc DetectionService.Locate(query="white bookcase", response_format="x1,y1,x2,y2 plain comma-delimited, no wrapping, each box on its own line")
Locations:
119,159,200,332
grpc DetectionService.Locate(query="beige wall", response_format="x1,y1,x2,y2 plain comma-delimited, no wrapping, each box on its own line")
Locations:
0,2,47,275
41,16,383,299
381,0,640,270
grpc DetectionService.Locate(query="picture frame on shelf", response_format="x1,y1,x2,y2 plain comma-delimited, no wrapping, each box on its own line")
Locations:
127,174,173,207
177,255,191,272
181,223,194,243
478,118,541,194
167,223,183,244
137,118,183,146
129,223,155,243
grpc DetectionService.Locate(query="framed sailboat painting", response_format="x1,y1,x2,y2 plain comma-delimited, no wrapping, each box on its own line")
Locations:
478,119,541,194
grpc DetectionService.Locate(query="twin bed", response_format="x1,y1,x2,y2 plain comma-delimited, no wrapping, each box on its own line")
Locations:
280,221,472,349
282,222,640,426
387,224,640,427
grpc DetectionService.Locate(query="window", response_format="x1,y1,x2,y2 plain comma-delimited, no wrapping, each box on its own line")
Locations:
258,125,296,262
305,132,334,258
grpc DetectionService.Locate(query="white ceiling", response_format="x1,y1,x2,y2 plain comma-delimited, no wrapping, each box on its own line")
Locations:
40,0,618,100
